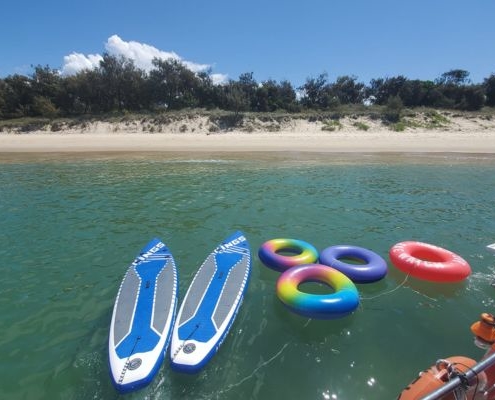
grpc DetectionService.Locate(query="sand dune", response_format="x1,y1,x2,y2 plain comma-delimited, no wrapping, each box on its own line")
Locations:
1,114,495,154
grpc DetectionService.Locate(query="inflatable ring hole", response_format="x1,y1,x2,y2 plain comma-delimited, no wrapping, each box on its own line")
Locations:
336,256,366,265
275,247,304,257
409,248,448,263
258,239,319,272
320,245,388,283
298,281,336,295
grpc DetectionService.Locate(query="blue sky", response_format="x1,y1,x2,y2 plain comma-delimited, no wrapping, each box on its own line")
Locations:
2,0,494,86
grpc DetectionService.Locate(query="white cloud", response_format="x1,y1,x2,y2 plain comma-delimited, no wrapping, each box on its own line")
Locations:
61,53,103,76
211,73,229,85
104,34,181,72
60,34,228,84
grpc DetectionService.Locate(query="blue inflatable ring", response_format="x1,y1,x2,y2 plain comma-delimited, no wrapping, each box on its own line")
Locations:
319,245,388,283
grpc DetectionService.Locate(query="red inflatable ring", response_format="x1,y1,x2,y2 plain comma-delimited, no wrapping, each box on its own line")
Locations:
389,241,471,282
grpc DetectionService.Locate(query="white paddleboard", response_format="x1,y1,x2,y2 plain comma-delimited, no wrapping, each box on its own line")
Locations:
170,231,251,373
109,238,178,392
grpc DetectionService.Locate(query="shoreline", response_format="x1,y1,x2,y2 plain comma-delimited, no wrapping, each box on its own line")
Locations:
1,114,495,155
1,130,495,154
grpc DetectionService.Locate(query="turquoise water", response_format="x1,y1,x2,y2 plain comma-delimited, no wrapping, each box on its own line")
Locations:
1,152,495,400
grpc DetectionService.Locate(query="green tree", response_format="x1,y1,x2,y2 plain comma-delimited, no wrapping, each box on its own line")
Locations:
195,71,218,109
56,69,102,114
98,54,125,111
149,58,200,110
383,95,403,123
398,80,425,107
435,70,477,109
329,75,365,104
484,74,495,107
436,69,470,86
2,74,34,118
223,82,250,114
367,76,407,105
30,65,62,117
97,54,147,112
32,96,58,118
120,63,148,111
31,66,61,98
299,73,330,109
254,79,297,112
237,72,258,110
277,80,298,111
458,86,485,111
254,82,270,112
0,79,6,118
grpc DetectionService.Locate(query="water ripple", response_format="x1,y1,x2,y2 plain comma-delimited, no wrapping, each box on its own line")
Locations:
2,155,495,399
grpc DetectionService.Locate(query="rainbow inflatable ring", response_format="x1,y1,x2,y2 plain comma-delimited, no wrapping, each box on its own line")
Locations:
276,264,360,319
258,238,319,272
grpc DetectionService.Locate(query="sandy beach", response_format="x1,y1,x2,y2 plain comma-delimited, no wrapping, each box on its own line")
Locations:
1,115,495,154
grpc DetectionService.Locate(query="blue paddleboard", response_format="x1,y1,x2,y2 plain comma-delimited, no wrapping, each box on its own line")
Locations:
170,231,251,373
109,238,178,392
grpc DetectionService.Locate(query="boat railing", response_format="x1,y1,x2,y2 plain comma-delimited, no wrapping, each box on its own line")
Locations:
420,351,495,400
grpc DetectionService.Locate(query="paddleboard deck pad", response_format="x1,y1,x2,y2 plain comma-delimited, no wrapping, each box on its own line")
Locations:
109,238,178,392
170,231,251,373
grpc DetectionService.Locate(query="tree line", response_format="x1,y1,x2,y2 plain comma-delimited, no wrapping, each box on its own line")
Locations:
1,53,495,120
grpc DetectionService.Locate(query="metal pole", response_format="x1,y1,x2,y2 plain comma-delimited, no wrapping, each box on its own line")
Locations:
420,351,495,400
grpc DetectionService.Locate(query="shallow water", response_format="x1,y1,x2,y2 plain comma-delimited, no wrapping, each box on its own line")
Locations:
1,152,495,399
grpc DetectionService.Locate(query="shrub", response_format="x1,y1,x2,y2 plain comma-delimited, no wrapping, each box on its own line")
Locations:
32,96,58,118
383,96,403,123
425,110,450,127
208,113,243,129
353,121,369,131
322,119,342,131
390,121,406,131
